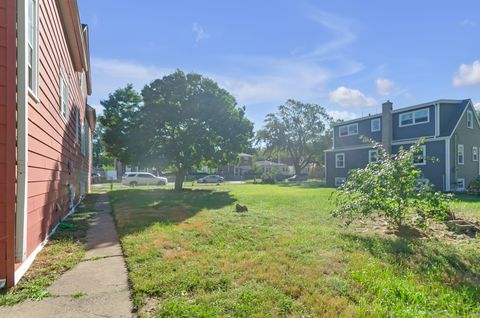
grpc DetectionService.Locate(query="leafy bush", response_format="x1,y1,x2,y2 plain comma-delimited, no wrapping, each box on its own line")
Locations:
467,176,480,195
331,139,452,228
261,171,278,184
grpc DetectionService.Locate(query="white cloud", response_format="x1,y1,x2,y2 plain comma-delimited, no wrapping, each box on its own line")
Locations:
89,58,172,113
89,10,364,115
328,110,358,121
329,86,377,108
192,23,210,43
302,10,356,58
460,19,476,27
453,60,480,87
213,10,364,105
475,102,480,110
376,78,395,96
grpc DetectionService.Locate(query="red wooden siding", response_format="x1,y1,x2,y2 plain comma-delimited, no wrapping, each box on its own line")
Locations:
20,0,90,265
1,0,17,287
0,0,7,281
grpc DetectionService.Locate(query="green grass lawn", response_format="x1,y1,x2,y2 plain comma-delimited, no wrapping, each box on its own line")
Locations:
108,184,480,317
0,194,97,306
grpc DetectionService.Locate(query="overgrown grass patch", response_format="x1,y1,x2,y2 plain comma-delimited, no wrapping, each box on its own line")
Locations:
109,184,480,317
0,194,97,306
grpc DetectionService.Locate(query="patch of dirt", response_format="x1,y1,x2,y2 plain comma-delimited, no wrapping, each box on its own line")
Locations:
350,217,479,242
178,216,211,235
161,247,197,260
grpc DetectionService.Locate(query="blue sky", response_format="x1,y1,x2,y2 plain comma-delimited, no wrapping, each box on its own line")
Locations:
79,0,480,128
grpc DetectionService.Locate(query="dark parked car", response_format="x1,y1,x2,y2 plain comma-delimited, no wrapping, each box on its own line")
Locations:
197,175,224,183
287,174,309,182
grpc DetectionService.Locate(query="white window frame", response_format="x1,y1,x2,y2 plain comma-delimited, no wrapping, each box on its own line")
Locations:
456,178,465,192
399,108,430,127
75,109,80,144
368,149,379,163
412,145,426,165
81,120,86,155
60,68,69,120
27,0,39,97
467,110,473,129
473,146,478,162
335,177,346,187
371,118,381,132
80,71,87,97
458,144,464,165
339,123,358,137
335,153,345,168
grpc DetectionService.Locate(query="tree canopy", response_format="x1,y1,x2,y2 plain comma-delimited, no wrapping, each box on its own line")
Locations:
256,99,332,175
139,70,254,190
99,84,142,165
92,120,114,169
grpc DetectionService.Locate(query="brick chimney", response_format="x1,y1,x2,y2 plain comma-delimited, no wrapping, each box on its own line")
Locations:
381,100,393,153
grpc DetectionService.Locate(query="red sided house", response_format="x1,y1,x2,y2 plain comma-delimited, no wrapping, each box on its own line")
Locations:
0,0,94,287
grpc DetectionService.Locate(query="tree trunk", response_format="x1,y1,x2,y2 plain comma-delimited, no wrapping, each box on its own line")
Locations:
294,163,302,175
174,167,187,191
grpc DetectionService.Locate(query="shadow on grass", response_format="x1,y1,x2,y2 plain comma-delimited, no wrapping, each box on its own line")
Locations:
453,193,480,203
0,194,97,305
277,181,328,188
109,188,237,236
342,232,480,288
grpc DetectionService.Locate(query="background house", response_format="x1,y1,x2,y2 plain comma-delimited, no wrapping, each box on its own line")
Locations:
325,99,480,191
0,0,94,287
222,153,253,178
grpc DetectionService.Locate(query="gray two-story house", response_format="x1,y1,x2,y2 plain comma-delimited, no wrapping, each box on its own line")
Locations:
325,99,480,191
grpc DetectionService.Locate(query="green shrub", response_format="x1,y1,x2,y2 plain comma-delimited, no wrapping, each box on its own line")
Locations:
331,139,452,228
467,176,480,195
261,171,278,184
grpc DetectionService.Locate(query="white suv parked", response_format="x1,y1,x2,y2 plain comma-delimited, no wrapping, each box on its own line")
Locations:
122,172,168,186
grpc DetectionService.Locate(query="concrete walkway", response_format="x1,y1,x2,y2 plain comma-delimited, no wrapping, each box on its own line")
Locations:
0,192,135,318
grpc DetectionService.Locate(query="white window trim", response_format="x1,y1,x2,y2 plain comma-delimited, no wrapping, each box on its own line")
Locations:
467,110,473,129
456,178,465,192
335,153,345,168
371,118,381,132
27,0,39,99
368,149,378,163
80,122,86,155
399,108,430,127
335,177,346,187
458,144,464,165
473,146,478,162
412,145,427,165
60,68,69,120
339,123,358,137
75,109,80,144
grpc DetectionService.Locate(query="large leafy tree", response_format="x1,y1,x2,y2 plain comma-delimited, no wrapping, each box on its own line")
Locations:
140,70,254,190
99,84,142,165
92,120,114,168
257,99,332,175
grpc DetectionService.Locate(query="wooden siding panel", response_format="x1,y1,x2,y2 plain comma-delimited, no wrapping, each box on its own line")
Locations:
0,0,8,285
20,0,92,273
0,86,6,105
4,0,17,287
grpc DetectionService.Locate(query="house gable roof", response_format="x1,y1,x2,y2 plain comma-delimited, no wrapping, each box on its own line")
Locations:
332,99,470,128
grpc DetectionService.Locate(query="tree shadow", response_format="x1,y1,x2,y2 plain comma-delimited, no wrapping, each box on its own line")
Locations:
341,232,480,288
453,194,480,203
277,181,328,188
109,188,237,236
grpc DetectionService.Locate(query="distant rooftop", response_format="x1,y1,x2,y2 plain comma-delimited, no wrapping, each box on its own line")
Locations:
333,99,471,127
